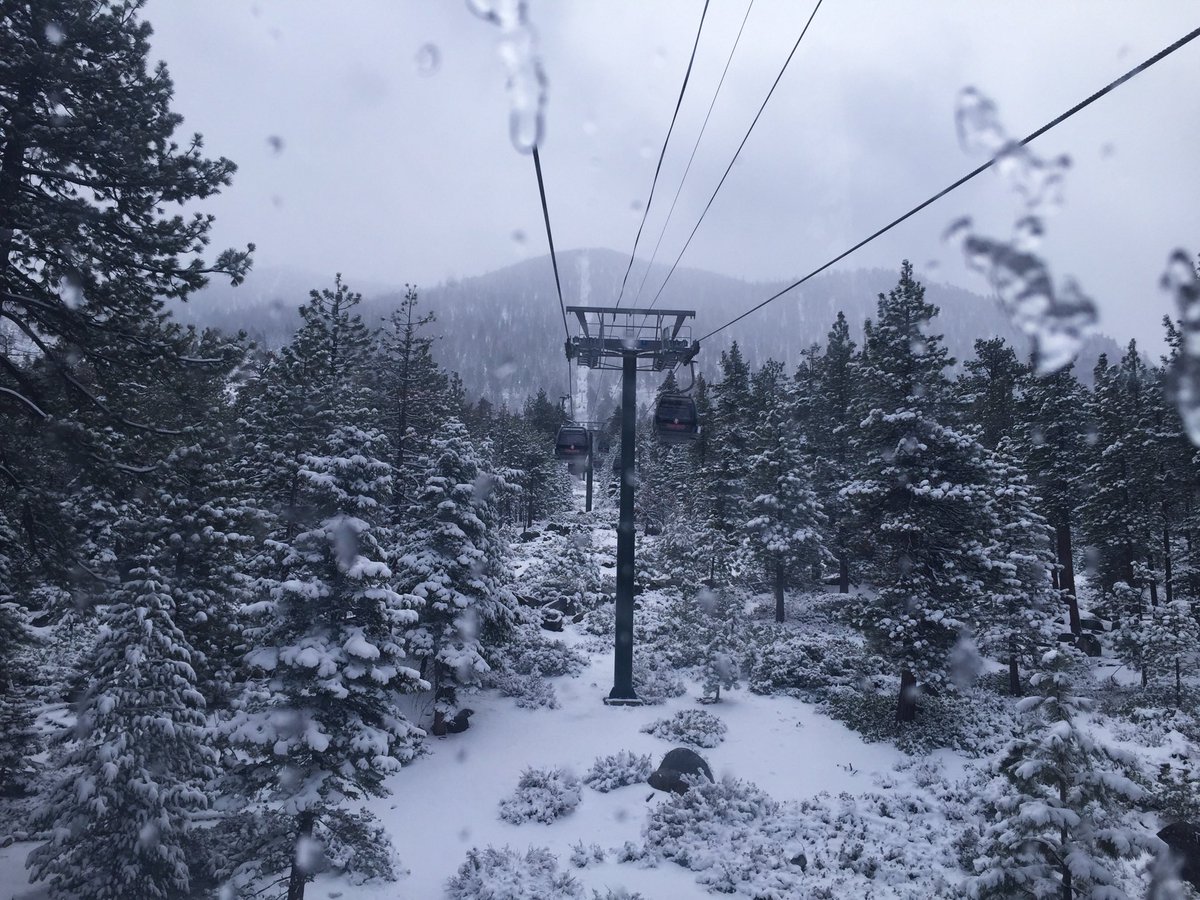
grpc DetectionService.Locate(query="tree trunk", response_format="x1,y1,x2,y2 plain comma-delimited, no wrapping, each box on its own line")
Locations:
1060,779,1072,900
1148,577,1159,608
1176,656,1182,709
1007,642,1021,697
1164,512,1174,605
838,551,849,594
774,558,786,624
896,669,917,722
1055,523,1080,635
287,810,316,900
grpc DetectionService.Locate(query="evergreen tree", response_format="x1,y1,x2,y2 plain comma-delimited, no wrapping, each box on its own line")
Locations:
969,649,1155,900
1081,345,1158,596
0,509,35,797
698,343,752,584
0,0,252,426
236,275,376,542
228,424,424,900
1017,363,1090,634
958,338,1027,450
976,444,1059,696
847,261,999,721
29,566,215,900
401,419,516,735
807,312,859,593
742,364,828,623
376,285,448,515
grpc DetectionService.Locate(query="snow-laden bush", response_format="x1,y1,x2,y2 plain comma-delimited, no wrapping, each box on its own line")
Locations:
491,669,559,709
499,625,587,678
641,709,727,748
822,683,1015,756
446,845,582,899
747,632,875,697
644,776,805,896
569,841,605,868
580,603,614,637
498,767,582,824
591,890,645,900
790,782,971,897
632,657,686,705
584,750,653,793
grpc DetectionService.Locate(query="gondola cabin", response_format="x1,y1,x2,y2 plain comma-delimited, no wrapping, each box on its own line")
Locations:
654,394,699,443
554,425,592,470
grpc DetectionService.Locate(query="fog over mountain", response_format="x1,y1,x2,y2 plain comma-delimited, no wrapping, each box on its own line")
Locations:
175,248,1129,416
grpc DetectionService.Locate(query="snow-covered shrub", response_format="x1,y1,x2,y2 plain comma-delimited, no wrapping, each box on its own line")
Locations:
747,632,874,697
499,625,587,678
580,603,614,637
790,784,970,897
491,669,559,709
644,776,805,895
498,767,583,824
632,656,686,705
822,683,1015,756
584,750,653,793
641,709,727,748
590,890,645,900
1151,759,1200,822
446,845,582,899
569,841,606,868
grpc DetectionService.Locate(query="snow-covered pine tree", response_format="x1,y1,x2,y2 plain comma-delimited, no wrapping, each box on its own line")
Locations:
957,338,1027,450
846,261,1000,721
1081,345,1159,596
376,285,449,516
1016,362,1090,634
969,648,1157,899
1118,596,1200,706
976,443,1060,696
229,423,425,900
28,564,215,900
235,274,377,542
806,312,860,593
742,361,827,623
1145,598,1200,708
401,419,516,735
697,344,753,585
0,509,35,797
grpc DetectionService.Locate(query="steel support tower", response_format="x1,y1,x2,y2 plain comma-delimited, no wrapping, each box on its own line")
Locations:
565,306,699,705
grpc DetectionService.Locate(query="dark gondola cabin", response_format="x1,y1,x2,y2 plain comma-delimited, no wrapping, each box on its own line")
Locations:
555,425,591,472
654,394,699,443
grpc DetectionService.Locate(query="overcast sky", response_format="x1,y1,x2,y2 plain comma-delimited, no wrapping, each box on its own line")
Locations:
144,1,1199,350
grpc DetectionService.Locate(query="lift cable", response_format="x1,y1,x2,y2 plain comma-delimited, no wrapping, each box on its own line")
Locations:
630,0,756,308
698,22,1200,344
531,144,570,342
645,0,823,313
614,0,711,309
530,144,577,418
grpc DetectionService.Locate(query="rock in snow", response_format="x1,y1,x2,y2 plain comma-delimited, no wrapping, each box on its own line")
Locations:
647,748,714,795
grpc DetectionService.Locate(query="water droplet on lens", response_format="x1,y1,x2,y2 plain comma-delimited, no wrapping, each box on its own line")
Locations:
416,42,440,76
942,217,972,248
45,22,65,45
266,135,284,155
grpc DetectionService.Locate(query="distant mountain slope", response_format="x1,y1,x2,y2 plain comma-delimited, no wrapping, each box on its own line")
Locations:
174,249,1127,414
